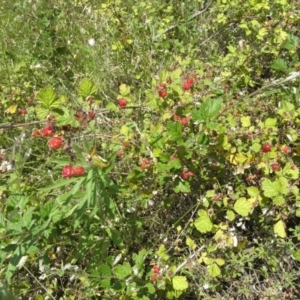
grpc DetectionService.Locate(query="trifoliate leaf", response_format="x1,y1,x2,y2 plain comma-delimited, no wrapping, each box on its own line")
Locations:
234,197,252,217
207,263,221,277
194,210,213,233
172,276,189,291
274,220,286,238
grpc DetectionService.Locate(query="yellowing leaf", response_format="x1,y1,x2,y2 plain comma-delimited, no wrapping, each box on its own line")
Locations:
5,105,18,114
241,116,251,127
234,197,252,217
172,276,188,291
274,220,286,238
194,210,213,233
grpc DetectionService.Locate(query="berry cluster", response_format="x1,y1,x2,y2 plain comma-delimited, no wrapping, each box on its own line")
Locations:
62,165,85,178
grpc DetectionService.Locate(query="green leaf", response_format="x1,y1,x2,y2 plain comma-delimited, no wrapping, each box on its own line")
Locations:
77,78,97,98
55,107,80,127
194,210,213,233
174,181,191,193
234,197,252,217
282,162,299,179
215,258,225,266
172,276,188,291
226,210,235,221
274,220,286,238
37,86,59,109
271,58,288,71
247,186,260,197
241,116,251,127
167,121,182,141
273,195,285,206
106,228,124,249
157,244,170,261
293,249,300,261
114,262,132,279
192,99,222,122
262,177,289,198
207,263,221,277
119,84,130,96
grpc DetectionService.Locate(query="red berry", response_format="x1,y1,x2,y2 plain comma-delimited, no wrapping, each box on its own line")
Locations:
182,78,193,90
142,158,151,165
48,137,63,150
118,98,127,108
262,143,271,153
88,111,96,120
0,156,2,162
72,166,85,177
271,163,281,172
19,108,27,115
62,165,73,178
180,117,189,127
118,149,124,157
181,171,194,180
32,128,41,138
159,89,167,98
153,265,160,274
41,124,54,137
281,145,291,154
123,141,130,148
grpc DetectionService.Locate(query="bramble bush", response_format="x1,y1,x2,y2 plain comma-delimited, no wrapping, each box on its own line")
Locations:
1,0,300,299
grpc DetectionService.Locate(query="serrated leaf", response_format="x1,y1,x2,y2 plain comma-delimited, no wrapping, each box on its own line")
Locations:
174,181,191,193
157,244,170,261
114,262,132,279
186,237,196,250
35,107,48,120
262,177,289,198
119,84,130,96
77,78,97,98
282,162,299,179
241,116,251,127
167,121,182,141
247,186,260,197
273,195,285,206
293,249,300,261
207,263,221,277
194,210,213,233
192,99,222,122
234,197,252,217
272,58,288,71
274,220,286,238
172,276,188,291
106,102,118,112
265,118,277,128
37,86,59,109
